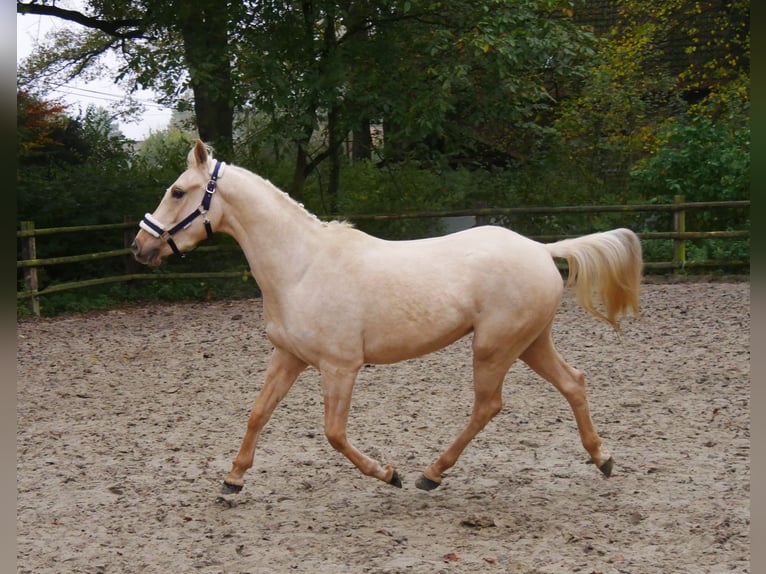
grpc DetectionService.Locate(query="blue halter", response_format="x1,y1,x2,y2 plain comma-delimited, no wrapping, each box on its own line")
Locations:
139,161,225,258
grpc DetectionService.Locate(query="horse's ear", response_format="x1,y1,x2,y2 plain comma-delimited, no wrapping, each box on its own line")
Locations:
191,139,208,168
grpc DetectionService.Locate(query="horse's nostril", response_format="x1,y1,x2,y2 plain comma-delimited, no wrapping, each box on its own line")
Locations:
130,240,139,254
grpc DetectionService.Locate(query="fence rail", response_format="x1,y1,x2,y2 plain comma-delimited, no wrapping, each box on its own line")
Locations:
17,198,750,315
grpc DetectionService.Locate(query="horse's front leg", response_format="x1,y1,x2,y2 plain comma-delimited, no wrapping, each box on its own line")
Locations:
222,347,307,493
321,367,402,488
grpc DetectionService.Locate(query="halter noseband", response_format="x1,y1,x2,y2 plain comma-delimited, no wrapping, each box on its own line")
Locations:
139,161,225,258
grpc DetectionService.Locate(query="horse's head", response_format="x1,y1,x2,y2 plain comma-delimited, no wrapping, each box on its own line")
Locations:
132,139,225,266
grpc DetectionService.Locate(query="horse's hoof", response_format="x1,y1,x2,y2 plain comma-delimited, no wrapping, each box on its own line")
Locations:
415,474,441,491
388,470,403,488
598,457,615,478
221,481,243,494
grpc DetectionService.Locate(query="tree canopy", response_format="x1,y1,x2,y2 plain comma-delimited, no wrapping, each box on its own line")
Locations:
18,0,602,198
18,0,749,208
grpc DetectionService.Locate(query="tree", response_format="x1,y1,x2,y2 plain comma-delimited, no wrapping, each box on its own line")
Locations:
236,0,599,201
18,0,237,157
548,0,749,201
18,0,600,204
17,91,137,226
16,89,70,162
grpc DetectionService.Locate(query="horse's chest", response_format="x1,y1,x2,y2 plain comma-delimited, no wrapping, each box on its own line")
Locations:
264,310,363,369
263,318,322,365
263,319,290,350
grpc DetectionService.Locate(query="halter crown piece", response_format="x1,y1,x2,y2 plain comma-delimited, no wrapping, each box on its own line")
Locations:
139,161,225,258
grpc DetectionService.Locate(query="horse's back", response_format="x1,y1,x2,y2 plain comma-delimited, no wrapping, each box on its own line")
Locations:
387,225,562,293
317,224,563,312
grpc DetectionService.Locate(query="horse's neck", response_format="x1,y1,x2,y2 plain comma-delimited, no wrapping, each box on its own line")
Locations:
219,168,322,295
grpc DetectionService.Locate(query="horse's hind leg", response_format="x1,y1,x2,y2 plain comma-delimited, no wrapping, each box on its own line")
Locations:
416,347,513,491
222,347,307,493
519,324,614,477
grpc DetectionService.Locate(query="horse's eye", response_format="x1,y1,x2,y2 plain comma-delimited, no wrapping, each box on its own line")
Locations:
171,188,185,199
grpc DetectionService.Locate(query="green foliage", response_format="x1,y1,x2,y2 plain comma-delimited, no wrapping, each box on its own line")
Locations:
628,114,749,264
323,161,451,239
629,117,749,204
16,90,70,161
550,0,749,204
17,100,143,294
22,0,597,195
131,128,197,200
18,102,134,224
551,20,680,195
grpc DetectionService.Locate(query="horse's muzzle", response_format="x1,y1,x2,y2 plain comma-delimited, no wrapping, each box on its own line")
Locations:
131,239,162,267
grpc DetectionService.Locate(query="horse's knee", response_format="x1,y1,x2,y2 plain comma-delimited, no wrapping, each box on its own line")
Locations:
477,399,502,422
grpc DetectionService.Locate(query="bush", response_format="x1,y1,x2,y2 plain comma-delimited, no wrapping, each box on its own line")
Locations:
629,117,749,204
628,116,750,264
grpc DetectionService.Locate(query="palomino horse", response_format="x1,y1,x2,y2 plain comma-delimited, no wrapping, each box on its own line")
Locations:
132,140,642,493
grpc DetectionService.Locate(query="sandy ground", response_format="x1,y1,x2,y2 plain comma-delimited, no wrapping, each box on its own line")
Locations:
17,281,749,573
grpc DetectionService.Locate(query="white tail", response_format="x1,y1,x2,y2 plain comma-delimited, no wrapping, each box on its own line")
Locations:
544,228,643,330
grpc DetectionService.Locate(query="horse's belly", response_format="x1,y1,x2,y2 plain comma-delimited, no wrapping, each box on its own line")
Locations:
359,301,474,364
362,325,472,364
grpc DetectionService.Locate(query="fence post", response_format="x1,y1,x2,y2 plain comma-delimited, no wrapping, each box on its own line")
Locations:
20,221,40,316
673,194,686,269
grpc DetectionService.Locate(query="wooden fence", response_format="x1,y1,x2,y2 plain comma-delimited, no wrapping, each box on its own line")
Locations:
17,197,750,316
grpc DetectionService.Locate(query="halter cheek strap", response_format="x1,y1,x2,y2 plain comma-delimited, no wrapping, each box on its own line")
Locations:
139,161,225,258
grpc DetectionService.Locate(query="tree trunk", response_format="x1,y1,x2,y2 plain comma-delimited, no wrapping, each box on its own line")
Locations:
191,82,234,159
290,143,308,203
178,5,234,158
326,107,341,213
352,120,373,161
